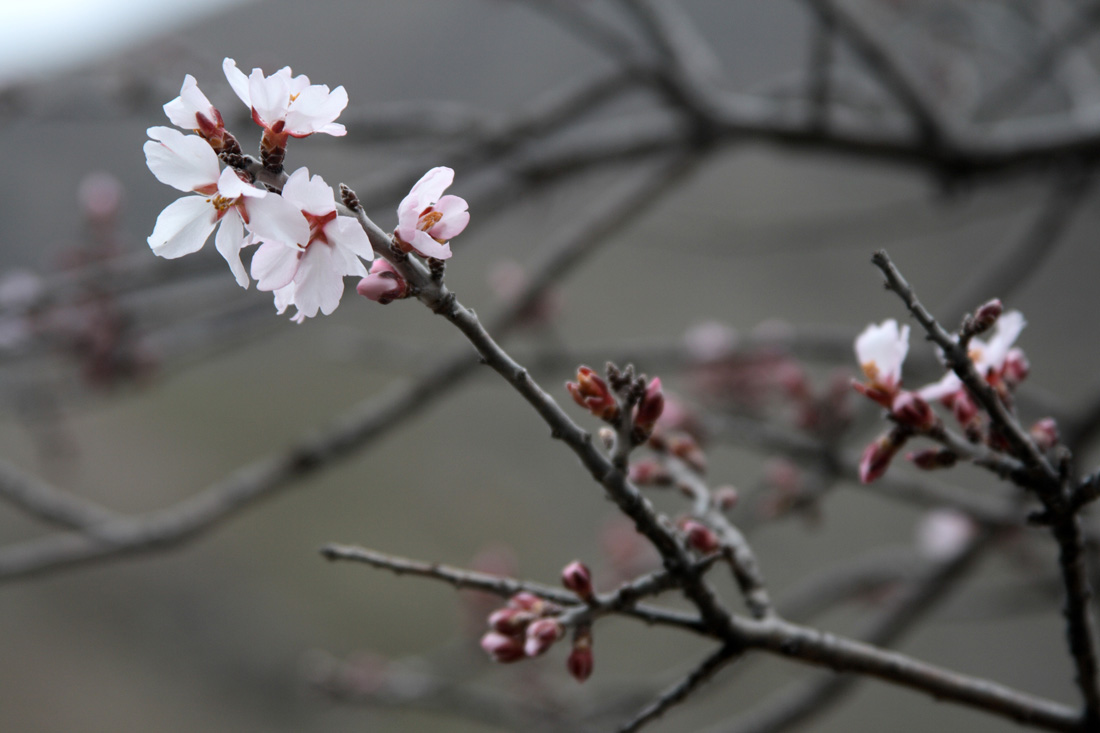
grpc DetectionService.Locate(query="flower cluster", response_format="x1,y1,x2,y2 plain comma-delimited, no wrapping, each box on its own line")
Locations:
144,59,470,323
852,304,1045,483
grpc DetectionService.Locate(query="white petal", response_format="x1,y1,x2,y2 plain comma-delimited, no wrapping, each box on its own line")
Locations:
855,319,909,387
281,168,334,215
223,58,251,106
329,216,374,261
292,243,345,317
144,127,219,193
980,310,1026,371
409,167,454,205
214,212,251,288
251,241,302,291
245,192,309,246
918,372,962,402
148,196,217,258
163,74,214,129
409,230,451,260
249,67,290,126
284,85,348,135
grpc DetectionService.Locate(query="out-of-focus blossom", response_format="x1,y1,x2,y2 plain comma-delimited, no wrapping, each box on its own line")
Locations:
251,168,373,322
567,366,620,422
853,319,909,407
915,509,975,560
684,321,738,362
223,58,348,140
919,310,1026,401
395,167,469,260
144,126,307,287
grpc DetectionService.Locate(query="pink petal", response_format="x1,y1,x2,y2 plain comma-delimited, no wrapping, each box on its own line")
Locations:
222,58,251,106
144,127,219,193
148,196,218,258
251,241,302,291
409,230,452,260
409,167,454,205
430,195,470,240
214,212,251,289
329,216,374,262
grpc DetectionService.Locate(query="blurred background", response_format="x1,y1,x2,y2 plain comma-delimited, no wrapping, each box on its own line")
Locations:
1,1,1099,731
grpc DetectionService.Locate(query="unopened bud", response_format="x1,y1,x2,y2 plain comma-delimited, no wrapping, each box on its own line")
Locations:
632,377,665,440
508,591,545,613
561,560,595,601
679,519,720,554
524,618,564,657
859,430,906,484
907,448,957,470
628,459,670,486
971,299,1003,335
714,486,739,510
566,366,620,422
891,391,937,431
1002,348,1029,387
567,628,594,682
357,259,409,304
670,435,707,474
1030,417,1059,452
481,631,525,663
598,427,616,450
488,607,534,636
947,390,978,428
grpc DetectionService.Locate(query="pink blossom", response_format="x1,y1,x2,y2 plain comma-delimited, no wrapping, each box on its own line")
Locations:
144,127,308,287
918,310,1026,401
395,167,470,260
251,168,374,322
223,58,347,140
915,509,974,560
163,74,227,149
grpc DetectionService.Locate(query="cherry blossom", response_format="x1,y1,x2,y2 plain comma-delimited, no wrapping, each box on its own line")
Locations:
222,58,348,141
250,168,374,322
918,310,1026,402
395,167,470,260
163,75,230,151
144,126,307,287
852,319,909,407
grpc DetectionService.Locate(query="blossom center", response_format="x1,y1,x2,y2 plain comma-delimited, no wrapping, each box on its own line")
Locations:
417,208,443,232
303,210,337,247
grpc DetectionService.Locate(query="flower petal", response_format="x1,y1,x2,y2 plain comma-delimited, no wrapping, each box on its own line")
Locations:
281,168,334,215
245,192,309,246
284,85,348,136
223,58,251,106
251,241,302,291
148,195,217,258
290,243,345,318
409,167,454,205
248,67,290,127
430,195,470,240
214,212,251,288
144,127,219,193
409,230,452,260
163,74,216,130
329,216,374,261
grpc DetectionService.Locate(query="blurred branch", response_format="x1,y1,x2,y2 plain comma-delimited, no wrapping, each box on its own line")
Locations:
618,643,739,733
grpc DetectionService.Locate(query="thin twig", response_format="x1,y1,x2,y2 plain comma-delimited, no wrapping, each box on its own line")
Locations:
617,643,740,733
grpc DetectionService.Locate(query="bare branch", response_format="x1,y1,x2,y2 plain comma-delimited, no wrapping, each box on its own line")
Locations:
618,643,739,733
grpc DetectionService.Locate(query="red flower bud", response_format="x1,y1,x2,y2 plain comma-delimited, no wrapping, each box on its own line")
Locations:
679,519,720,554
481,631,525,663
891,391,937,431
488,607,534,636
633,377,665,438
907,448,957,470
1030,417,1059,452
566,366,620,422
567,630,594,683
972,299,1003,334
524,618,564,657
508,591,545,613
561,561,595,601
859,431,905,483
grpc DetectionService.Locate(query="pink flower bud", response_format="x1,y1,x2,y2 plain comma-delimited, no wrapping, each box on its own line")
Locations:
1002,348,1029,387
633,377,665,438
566,366,620,422
524,618,564,657
357,259,409,304
859,431,905,484
972,299,1003,334
567,630,594,683
1030,417,1059,452
561,561,594,601
481,631,525,663
628,459,670,486
488,607,534,636
670,436,707,474
714,486,739,510
946,390,979,428
508,591,545,613
679,519,720,554
891,391,937,431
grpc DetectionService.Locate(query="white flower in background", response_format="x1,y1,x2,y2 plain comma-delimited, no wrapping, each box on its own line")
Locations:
163,74,222,134
395,167,470,260
222,58,348,139
915,509,975,560
855,319,910,393
144,126,308,287
919,310,1026,401
250,168,374,322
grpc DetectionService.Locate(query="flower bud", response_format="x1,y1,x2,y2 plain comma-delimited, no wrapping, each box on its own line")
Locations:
971,299,1003,335
561,561,595,601
891,391,937,431
859,430,906,484
946,390,978,428
1002,348,1029,387
714,486,739,510
567,629,594,683
357,259,409,304
628,459,670,486
566,366,620,422
679,519,720,554
670,435,707,474
481,631,525,663
524,618,564,657
508,591,545,613
488,607,534,636
597,427,616,450
1030,417,1060,452
633,377,665,438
